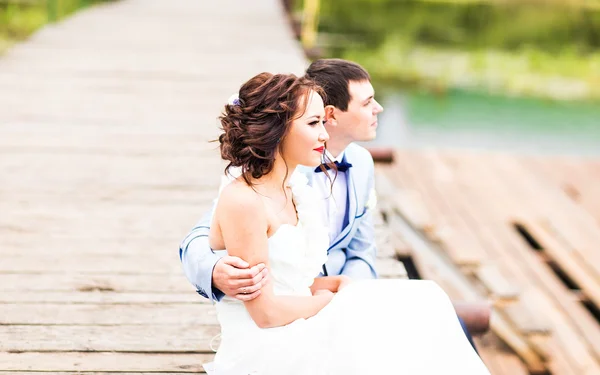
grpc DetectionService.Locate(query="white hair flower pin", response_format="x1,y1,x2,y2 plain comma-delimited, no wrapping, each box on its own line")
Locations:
227,93,241,106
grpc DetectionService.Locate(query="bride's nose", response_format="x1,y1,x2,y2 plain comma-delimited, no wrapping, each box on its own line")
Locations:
318,132,329,143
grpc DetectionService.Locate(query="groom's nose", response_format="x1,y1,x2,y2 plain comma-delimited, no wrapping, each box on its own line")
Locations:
373,99,384,113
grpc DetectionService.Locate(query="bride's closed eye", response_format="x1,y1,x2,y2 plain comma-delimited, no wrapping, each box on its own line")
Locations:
308,119,325,127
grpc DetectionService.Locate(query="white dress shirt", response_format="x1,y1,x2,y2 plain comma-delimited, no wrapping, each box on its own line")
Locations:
312,150,348,244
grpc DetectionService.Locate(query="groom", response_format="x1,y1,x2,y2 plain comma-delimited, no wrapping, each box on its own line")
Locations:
179,58,479,350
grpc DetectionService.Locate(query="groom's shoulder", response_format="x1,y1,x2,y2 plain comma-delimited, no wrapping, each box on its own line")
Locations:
346,143,374,170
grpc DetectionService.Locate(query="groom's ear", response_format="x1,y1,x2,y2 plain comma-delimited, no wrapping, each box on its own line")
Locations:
324,105,337,127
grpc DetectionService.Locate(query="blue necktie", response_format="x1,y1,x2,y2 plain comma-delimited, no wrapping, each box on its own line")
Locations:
314,160,353,173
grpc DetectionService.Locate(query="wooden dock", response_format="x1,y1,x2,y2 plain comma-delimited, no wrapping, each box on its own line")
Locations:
377,149,600,375
2,0,598,374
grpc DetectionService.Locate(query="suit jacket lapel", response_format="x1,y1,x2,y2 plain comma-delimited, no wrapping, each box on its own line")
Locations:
329,154,357,250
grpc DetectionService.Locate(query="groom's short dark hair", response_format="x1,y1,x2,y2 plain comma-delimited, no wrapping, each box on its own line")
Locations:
305,59,370,111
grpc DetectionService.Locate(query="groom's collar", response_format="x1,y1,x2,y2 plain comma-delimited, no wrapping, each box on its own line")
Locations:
325,149,346,163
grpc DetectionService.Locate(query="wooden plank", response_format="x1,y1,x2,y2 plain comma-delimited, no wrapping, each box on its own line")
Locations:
543,213,600,281
477,346,504,374
530,335,579,375
386,213,416,257
497,300,551,337
474,264,520,302
481,155,600,366
382,201,547,372
0,324,219,352
412,151,489,266
487,310,547,373
496,224,600,361
0,291,201,304
0,373,197,375
0,153,222,189
0,130,219,155
0,303,217,325
505,156,600,279
536,157,600,224
0,352,210,372
427,153,530,310
518,287,600,374
0,254,191,274
389,151,446,234
376,167,435,235
392,190,436,236
376,257,408,279
437,154,557,349
373,211,397,259
399,151,600,372
520,218,600,308
494,353,530,375
0,273,197,293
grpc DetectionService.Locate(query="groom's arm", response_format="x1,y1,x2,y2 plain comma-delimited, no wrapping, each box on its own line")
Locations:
179,210,226,303
341,159,378,279
341,207,378,279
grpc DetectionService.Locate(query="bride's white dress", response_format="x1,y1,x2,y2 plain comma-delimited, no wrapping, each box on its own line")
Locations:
205,172,490,375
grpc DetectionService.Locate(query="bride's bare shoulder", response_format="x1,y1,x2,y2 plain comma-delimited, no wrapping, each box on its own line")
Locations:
217,179,264,218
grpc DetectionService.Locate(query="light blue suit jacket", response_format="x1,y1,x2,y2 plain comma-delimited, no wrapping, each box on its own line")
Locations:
179,143,377,302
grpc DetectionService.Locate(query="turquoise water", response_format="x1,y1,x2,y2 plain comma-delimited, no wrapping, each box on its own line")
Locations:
369,89,600,156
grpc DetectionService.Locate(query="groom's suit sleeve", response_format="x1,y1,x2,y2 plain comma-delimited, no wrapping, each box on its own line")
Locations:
341,152,378,279
178,204,226,303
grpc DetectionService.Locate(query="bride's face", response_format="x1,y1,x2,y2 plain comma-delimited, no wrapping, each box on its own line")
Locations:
281,90,329,167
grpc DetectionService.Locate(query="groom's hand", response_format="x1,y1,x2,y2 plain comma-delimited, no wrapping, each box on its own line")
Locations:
212,256,269,302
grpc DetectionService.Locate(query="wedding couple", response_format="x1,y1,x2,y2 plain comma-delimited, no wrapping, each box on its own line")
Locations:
179,59,490,374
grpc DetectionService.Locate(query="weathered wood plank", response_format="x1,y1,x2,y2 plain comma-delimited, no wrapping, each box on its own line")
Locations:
0,291,200,304
0,254,192,274
474,264,520,302
0,273,196,293
0,352,211,372
519,218,600,307
0,324,219,352
0,373,198,375
497,300,551,337
376,257,408,279
465,152,600,371
0,303,217,325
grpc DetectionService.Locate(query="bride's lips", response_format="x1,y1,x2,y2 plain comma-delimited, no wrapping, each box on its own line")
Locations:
313,146,325,154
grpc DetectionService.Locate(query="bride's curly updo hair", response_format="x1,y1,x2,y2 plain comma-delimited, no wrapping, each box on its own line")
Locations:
219,72,324,185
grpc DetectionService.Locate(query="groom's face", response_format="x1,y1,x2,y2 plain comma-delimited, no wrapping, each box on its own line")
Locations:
334,80,383,142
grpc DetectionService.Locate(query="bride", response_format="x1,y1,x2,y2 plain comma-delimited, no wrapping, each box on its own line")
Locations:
205,72,490,374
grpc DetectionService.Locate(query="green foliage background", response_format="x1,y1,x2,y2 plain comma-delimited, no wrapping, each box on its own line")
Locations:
314,0,600,101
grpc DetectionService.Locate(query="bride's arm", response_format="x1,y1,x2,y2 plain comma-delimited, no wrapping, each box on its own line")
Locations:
217,184,333,329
